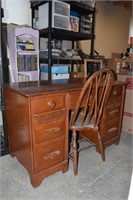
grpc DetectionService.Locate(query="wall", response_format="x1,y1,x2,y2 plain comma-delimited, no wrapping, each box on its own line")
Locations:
80,1,131,58
2,0,31,25
0,0,31,125
1,0,131,57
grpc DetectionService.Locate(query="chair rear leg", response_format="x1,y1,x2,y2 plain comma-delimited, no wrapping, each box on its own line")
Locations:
97,131,105,161
99,141,105,161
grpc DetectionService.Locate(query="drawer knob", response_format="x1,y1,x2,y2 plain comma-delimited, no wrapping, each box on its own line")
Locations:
48,100,56,109
113,89,118,95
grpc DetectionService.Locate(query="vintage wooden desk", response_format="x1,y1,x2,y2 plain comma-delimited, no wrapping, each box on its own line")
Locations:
3,78,125,187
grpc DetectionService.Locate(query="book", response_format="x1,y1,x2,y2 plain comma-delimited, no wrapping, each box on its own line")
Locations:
18,74,29,82
17,37,35,51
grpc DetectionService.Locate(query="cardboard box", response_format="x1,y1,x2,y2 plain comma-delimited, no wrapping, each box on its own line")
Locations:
108,58,126,74
117,74,133,134
122,114,133,134
111,52,121,59
108,58,132,75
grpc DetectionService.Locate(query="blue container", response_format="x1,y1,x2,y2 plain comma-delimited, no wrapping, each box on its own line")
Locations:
40,65,69,74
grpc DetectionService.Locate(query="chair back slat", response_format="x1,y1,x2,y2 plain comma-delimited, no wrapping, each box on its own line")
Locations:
70,69,114,128
82,81,93,125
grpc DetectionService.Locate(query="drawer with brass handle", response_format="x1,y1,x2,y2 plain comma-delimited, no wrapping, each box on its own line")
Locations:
31,94,66,114
34,136,65,173
101,127,119,142
103,106,121,120
109,85,123,99
100,119,119,139
33,117,65,144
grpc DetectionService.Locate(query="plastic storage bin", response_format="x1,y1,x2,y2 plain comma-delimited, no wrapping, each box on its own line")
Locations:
39,0,71,30
40,65,70,80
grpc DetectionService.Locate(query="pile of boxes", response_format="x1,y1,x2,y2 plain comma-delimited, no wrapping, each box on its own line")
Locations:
117,74,133,134
108,54,132,75
108,53,133,134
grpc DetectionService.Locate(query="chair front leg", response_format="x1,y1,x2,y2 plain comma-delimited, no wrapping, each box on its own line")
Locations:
72,130,78,175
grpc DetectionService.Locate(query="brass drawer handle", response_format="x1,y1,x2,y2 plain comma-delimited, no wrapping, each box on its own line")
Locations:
113,89,118,95
43,150,60,160
108,127,117,133
109,109,119,115
44,127,61,135
48,100,56,109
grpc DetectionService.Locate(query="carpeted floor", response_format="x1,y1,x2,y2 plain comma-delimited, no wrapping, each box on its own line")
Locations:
0,131,132,200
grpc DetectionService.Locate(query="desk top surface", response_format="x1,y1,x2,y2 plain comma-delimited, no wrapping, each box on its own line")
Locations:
3,78,125,97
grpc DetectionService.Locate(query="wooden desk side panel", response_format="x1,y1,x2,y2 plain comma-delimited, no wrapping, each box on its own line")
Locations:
4,87,33,175
68,90,81,109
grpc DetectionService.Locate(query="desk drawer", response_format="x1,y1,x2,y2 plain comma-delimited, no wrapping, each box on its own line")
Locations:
103,104,121,120
33,118,65,144
31,94,65,114
34,137,65,173
33,109,65,124
106,96,122,106
100,119,119,140
109,85,123,99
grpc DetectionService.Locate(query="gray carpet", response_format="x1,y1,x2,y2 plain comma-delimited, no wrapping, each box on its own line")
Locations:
0,131,132,200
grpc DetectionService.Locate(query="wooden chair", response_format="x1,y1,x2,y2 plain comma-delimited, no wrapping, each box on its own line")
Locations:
69,69,115,175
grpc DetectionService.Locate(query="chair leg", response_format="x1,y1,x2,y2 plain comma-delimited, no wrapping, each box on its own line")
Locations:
99,141,105,161
97,131,105,161
72,130,78,175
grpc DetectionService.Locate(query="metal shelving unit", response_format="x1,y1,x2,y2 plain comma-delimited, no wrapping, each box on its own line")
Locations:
30,0,95,80
0,1,9,156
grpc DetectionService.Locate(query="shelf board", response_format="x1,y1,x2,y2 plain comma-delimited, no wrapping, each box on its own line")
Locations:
30,1,95,15
65,1,95,15
39,28,95,41
40,57,83,64
17,50,39,55
55,57,82,61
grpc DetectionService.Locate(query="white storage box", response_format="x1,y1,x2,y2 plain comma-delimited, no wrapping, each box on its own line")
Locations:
80,21,92,29
39,0,71,30
81,15,92,23
40,65,70,80
40,65,69,74
53,15,70,30
41,73,69,80
80,27,91,34
53,0,70,16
